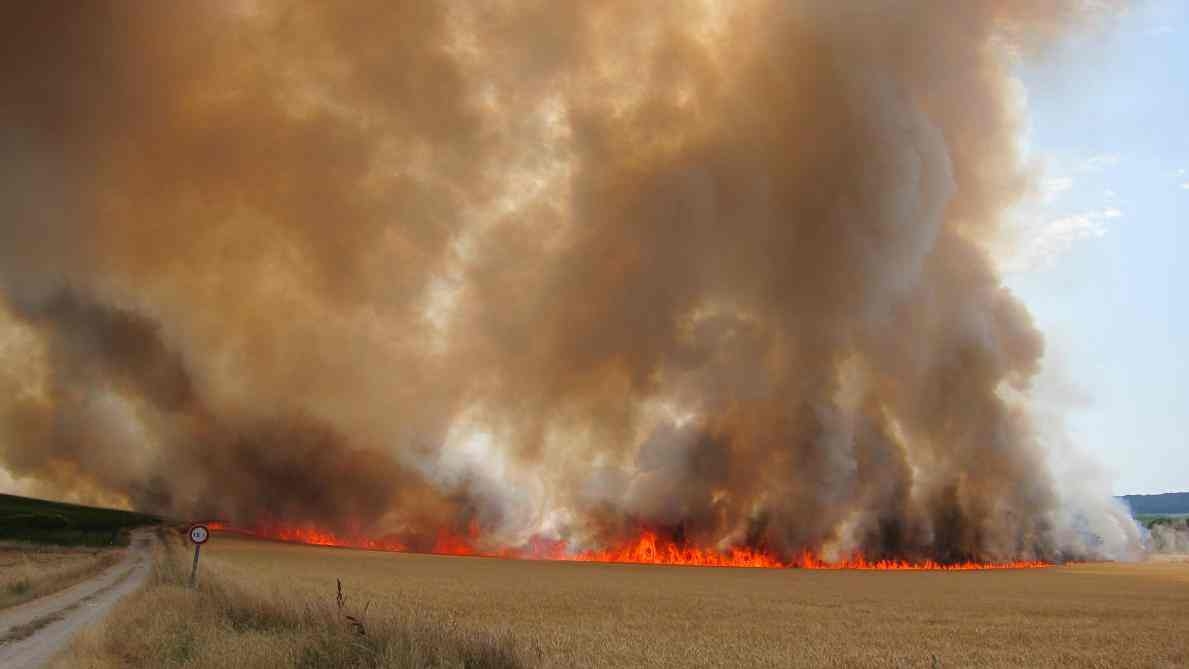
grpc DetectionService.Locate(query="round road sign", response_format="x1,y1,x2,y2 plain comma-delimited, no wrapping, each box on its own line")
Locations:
189,524,210,545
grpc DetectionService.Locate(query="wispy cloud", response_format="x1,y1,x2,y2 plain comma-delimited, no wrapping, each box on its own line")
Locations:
1005,208,1122,273
1078,153,1121,172
1181,181,1189,190
1042,176,1074,204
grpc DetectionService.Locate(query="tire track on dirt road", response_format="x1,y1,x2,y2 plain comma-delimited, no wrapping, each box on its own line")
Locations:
0,529,153,669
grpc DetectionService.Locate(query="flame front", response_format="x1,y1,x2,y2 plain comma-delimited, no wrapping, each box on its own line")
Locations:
203,523,1051,570
571,531,786,568
204,521,407,552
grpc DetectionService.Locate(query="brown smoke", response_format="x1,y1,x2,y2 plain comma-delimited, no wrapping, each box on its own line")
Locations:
0,1,1129,561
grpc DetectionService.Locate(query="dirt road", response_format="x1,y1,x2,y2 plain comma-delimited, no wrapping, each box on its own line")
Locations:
0,529,153,669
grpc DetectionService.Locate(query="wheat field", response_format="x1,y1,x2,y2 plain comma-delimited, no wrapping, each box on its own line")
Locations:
0,542,122,610
59,534,1189,668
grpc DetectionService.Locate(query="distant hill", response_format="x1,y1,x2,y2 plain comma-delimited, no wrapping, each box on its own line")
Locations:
0,492,161,546
1118,492,1189,516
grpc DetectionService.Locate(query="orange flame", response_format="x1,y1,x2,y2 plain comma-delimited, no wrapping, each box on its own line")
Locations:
202,520,406,552
570,531,785,568
200,522,1050,570
431,519,482,556
787,549,1050,571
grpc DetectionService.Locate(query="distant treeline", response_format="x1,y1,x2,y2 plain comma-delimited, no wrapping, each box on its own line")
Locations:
1118,492,1189,516
0,493,161,546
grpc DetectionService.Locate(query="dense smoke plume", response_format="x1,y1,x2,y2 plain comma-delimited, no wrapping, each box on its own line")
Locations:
1145,520,1189,554
0,1,1136,562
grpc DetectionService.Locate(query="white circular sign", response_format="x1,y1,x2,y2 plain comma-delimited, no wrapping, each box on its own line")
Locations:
189,524,210,544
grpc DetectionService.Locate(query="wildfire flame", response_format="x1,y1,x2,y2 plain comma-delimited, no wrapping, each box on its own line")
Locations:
203,520,406,552
199,522,1051,570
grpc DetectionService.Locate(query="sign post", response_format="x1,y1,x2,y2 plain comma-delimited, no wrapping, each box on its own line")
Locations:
188,524,209,588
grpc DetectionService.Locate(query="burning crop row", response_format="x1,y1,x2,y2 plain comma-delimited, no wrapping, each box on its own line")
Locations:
203,523,1051,571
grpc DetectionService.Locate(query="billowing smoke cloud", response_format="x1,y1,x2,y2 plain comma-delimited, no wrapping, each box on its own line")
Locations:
0,0,1133,562
1145,520,1189,554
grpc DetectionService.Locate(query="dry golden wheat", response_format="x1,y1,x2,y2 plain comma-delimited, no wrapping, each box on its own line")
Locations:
0,543,122,610
55,534,1189,668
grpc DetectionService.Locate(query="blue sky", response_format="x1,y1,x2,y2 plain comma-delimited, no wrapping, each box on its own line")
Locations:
1006,0,1187,494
